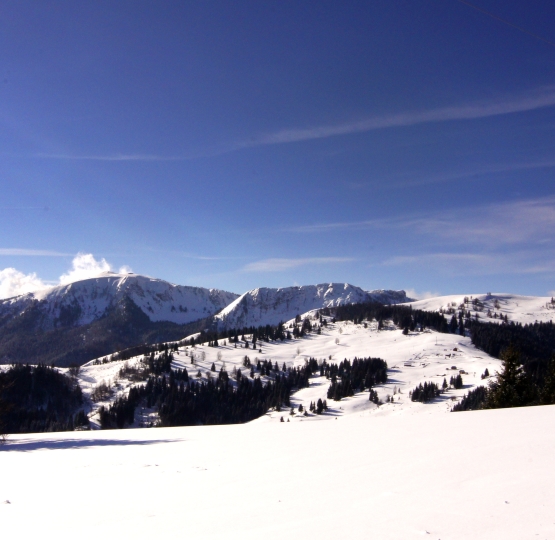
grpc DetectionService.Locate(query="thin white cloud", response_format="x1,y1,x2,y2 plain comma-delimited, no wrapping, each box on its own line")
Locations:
0,248,69,256
31,87,555,161
34,153,187,161
414,197,555,247
289,196,555,248
404,288,441,301
242,86,555,147
381,159,555,189
243,257,354,272
379,251,555,277
381,253,495,268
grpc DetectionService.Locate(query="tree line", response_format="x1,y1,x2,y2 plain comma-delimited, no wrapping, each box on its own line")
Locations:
453,347,555,412
0,364,88,434
98,358,320,429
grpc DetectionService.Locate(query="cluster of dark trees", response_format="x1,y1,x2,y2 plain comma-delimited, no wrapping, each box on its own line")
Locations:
190,322,290,348
93,341,179,366
453,348,555,412
98,358,321,429
452,386,488,412
0,364,88,434
469,320,555,387
195,313,329,348
452,320,555,412
326,302,450,333
323,357,388,401
450,374,463,390
307,399,328,414
410,374,464,403
410,381,441,403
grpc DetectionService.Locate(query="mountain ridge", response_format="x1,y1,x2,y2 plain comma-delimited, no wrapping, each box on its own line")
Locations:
214,283,412,329
0,272,239,328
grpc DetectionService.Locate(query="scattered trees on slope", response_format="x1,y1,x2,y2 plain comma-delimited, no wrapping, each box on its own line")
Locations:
98,359,320,429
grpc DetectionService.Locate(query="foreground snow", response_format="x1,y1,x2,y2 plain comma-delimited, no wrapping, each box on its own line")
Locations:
2,404,554,539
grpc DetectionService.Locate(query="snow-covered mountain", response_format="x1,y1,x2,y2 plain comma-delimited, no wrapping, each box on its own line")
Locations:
0,272,239,328
214,283,412,328
407,292,555,325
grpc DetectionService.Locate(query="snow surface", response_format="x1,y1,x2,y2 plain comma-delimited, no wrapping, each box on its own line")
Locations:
408,292,555,326
4,308,554,538
214,283,411,329
80,317,501,427
0,272,239,326
2,404,554,539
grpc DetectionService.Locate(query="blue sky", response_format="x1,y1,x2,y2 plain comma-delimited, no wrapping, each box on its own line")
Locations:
1,0,554,297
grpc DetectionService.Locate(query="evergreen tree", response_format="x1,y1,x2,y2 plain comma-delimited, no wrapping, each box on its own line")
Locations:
540,355,555,405
485,346,535,409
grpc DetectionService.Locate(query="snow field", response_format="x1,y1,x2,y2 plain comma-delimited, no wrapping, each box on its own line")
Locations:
79,318,503,427
408,292,555,326
1,404,554,539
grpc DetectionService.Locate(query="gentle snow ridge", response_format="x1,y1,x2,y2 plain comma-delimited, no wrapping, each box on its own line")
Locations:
407,292,555,325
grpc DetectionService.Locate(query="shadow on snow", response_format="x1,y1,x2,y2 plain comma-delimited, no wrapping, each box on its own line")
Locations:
0,437,180,452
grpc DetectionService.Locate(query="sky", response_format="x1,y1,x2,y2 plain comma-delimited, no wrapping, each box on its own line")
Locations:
1,0,554,298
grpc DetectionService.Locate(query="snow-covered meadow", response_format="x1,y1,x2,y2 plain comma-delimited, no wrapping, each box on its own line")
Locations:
2,403,554,539
408,292,555,325
2,302,555,538
79,316,502,427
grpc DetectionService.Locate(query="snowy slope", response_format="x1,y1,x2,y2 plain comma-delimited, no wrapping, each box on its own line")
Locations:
0,272,239,327
2,404,554,540
79,316,501,428
214,283,411,329
408,292,555,325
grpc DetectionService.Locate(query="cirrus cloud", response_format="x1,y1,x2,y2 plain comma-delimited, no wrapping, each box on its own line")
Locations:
243,257,354,272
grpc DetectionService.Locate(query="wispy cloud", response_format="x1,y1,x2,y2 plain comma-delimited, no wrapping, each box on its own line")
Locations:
241,86,555,148
378,250,555,277
289,196,555,248
34,153,188,162
30,86,555,161
0,248,70,256
243,257,354,272
404,288,441,301
375,159,555,190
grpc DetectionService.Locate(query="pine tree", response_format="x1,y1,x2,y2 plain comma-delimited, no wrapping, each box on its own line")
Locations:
485,346,534,408
540,355,555,405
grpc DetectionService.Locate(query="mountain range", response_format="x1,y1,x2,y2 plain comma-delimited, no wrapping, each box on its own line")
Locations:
0,273,410,366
